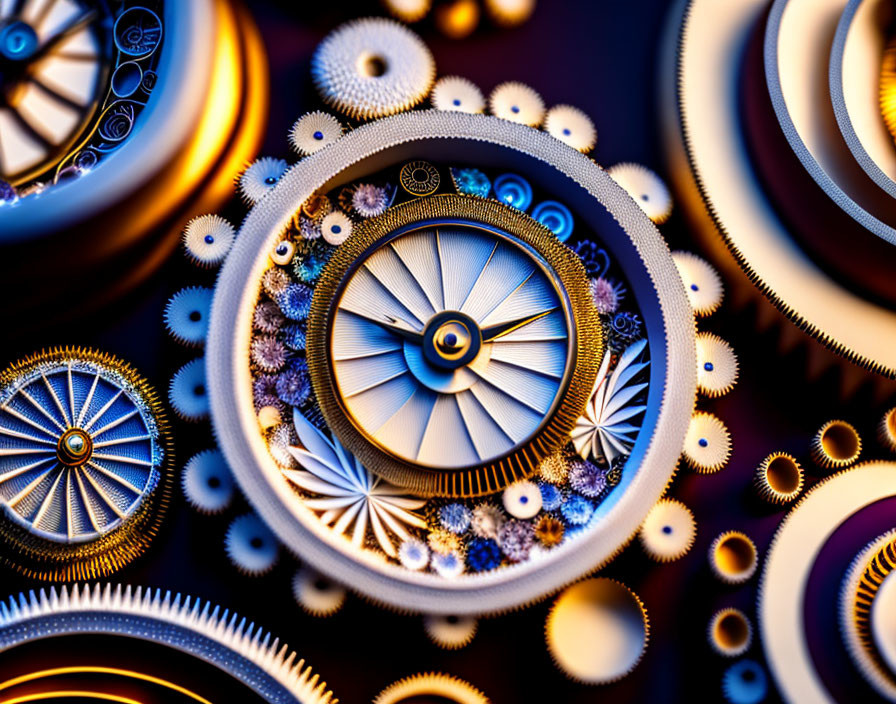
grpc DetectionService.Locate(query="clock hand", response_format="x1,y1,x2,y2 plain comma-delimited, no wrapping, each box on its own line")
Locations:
480,309,555,342
368,314,425,344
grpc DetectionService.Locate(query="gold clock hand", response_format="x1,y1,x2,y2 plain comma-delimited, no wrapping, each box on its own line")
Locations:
480,309,555,342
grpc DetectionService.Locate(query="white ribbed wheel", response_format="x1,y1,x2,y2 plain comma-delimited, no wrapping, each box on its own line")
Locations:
332,225,570,469
0,355,163,543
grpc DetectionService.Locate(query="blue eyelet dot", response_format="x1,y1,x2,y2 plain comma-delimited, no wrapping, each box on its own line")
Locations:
641,194,650,201
511,105,520,114
690,283,699,291
453,98,461,106
562,128,571,136
662,525,672,535
704,362,714,372
264,176,277,185
313,130,324,140
698,438,708,448
445,333,457,346
519,495,528,504
204,235,214,244
331,224,341,234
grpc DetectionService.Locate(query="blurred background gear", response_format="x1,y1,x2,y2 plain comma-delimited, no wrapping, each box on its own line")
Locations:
0,0,267,332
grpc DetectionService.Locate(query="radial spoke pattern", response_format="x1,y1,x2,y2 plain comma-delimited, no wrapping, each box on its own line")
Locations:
333,226,570,468
0,360,161,543
0,0,101,180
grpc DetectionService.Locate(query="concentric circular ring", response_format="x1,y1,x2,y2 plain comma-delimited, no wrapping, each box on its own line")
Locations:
669,0,896,376
0,583,336,704
207,110,695,614
759,461,896,703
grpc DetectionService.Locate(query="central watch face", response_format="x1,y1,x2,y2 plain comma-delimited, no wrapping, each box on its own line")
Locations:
332,224,571,467
307,194,601,496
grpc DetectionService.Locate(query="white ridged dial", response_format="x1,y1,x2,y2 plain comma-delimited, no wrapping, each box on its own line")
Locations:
331,225,571,469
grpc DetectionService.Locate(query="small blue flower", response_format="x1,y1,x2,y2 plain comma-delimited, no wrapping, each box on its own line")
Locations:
561,494,594,526
439,503,472,534
275,358,310,406
282,323,306,351
539,481,562,511
466,538,502,572
276,282,313,321
0,180,17,204
293,249,330,284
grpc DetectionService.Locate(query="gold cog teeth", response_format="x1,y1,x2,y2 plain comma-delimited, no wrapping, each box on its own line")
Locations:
373,672,488,704
880,38,896,143
878,407,896,454
840,530,896,701
423,613,478,649
708,530,758,585
0,347,174,581
810,419,862,471
707,607,752,657
753,452,804,506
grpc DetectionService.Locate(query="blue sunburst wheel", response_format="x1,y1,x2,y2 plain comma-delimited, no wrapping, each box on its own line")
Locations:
0,347,172,580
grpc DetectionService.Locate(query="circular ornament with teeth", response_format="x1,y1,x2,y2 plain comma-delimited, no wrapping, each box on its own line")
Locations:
639,497,696,562
0,347,172,580
709,607,752,657
811,419,862,470
709,530,757,585
546,578,649,684
754,452,803,505
208,106,696,614
308,194,601,497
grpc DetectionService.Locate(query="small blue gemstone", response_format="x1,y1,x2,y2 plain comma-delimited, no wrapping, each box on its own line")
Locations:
519,495,528,504
690,283,699,291
698,438,708,447
511,105,520,113
662,525,672,535
331,225,341,234
563,128,571,136
204,235,214,244
445,333,457,346
313,130,324,140
265,176,277,185
453,98,461,106
704,362,714,371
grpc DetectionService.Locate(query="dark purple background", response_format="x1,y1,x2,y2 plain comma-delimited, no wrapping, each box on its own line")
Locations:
2,1,895,701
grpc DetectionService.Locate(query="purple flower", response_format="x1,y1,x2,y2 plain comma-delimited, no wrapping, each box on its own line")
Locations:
568,459,608,498
251,335,287,372
498,519,534,562
351,183,389,217
276,358,311,406
253,301,285,333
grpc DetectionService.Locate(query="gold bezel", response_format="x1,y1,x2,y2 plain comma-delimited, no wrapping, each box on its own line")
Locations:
306,194,602,497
